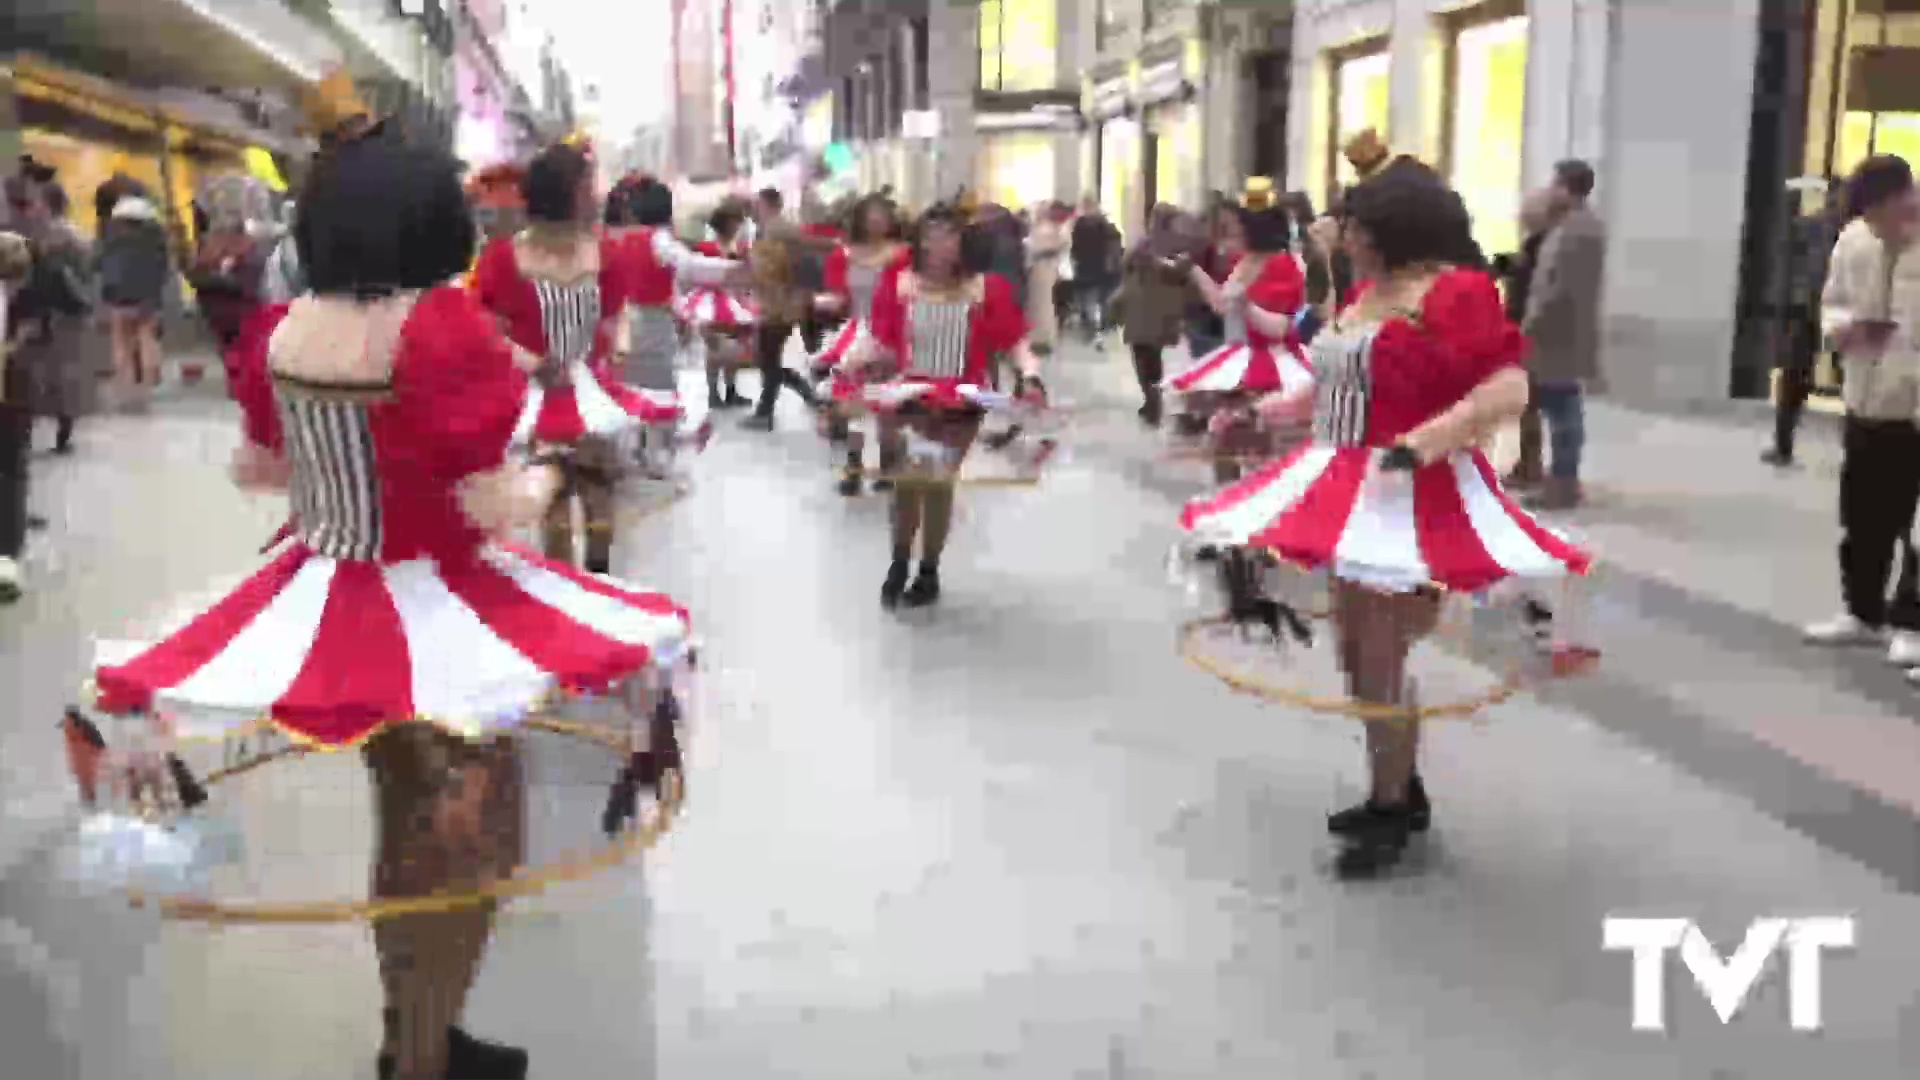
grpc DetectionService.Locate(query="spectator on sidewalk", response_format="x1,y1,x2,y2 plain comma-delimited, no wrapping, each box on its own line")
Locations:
1069,195,1120,348
1519,159,1608,511
1111,203,1193,427
95,194,172,405
742,187,825,431
0,230,32,604
1764,178,1845,467
1497,189,1555,487
1805,154,1920,670
12,179,97,456
1024,201,1068,355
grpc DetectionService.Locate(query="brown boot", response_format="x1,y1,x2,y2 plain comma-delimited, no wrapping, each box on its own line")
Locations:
1503,459,1544,490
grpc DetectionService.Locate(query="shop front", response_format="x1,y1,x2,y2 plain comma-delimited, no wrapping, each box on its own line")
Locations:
974,111,1072,212
1324,39,1389,201
1138,53,1200,215
9,57,168,240
1087,70,1134,236
1438,0,1529,258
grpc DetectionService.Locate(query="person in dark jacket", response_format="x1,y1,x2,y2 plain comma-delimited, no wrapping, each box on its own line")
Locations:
13,180,96,453
1495,189,1554,486
95,194,173,402
1069,196,1120,347
1764,179,1845,466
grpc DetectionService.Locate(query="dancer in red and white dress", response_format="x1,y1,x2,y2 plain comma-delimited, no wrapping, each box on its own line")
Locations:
1170,179,1315,485
605,175,739,468
862,204,1045,608
80,115,691,1079
812,194,911,495
680,205,755,408
1179,160,1590,880
473,141,651,574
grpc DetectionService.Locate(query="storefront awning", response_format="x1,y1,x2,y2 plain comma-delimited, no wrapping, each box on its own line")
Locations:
1,0,339,95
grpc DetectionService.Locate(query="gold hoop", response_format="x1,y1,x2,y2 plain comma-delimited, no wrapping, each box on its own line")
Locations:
1177,614,1552,723
835,466,1042,490
122,716,683,925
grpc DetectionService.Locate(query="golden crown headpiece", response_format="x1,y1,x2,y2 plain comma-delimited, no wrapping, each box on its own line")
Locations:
1240,176,1278,211
301,67,377,144
1343,128,1392,176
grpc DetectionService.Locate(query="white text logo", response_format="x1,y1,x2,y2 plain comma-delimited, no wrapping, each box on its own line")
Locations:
1602,916,1854,1031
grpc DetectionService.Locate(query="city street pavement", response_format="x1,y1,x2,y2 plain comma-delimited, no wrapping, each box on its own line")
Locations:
1,342,1918,1079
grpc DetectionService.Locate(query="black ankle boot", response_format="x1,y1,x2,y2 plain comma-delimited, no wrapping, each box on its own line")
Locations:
1333,802,1415,880
445,1025,528,1079
1327,774,1431,836
838,451,863,496
902,562,940,608
880,557,910,609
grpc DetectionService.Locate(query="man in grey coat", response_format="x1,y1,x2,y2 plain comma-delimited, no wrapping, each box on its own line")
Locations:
1521,159,1607,510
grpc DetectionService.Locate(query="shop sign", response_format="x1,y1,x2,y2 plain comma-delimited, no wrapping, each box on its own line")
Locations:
1138,60,1187,105
1090,76,1131,119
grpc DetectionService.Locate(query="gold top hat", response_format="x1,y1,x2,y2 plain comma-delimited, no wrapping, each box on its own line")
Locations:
956,189,981,217
1241,176,1278,211
302,67,374,142
1344,128,1391,177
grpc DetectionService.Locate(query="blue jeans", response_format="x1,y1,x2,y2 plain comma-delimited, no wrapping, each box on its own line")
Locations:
1533,380,1585,481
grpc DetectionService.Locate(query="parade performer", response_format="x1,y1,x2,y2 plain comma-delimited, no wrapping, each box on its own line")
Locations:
1178,160,1590,880
1168,177,1315,486
473,141,642,574
862,204,1046,608
605,174,739,470
681,204,755,409
73,85,693,1079
466,162,528,249
812,193,910,495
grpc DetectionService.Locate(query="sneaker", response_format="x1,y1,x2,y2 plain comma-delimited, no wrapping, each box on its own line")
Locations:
1760,448,1795,468
1889,630,1920,666
0,556,20,604
1803,613,1886,646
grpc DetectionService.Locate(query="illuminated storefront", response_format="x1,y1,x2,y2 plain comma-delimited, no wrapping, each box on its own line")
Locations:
1327,43,1389,197
1139,52,1199,215
1804,0,1920,181
975,123,1061,211
1099,115,1140,235
1442,3,1529,258
978,0,1059,94
10,59,168,240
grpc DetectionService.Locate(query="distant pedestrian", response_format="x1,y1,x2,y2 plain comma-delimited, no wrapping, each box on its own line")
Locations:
1803,154,1920,672
1069,195,1120,347
95,194,173,403
1764,179,1845,467
1519,159,1607,511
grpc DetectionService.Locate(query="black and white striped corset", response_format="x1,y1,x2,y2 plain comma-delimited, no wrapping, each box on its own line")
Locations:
275,379,387,561
847,263,881,321
907,298,971,379
532,277,602,382
1309,325,1376,448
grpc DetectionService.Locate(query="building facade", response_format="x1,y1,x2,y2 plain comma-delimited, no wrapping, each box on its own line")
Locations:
1076,0,1295,239
671,0,735,182
1289,0,1918,411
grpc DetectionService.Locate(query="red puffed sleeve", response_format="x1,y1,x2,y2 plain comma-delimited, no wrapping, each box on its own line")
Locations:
1245,254,1305,318
693,240,723,258
823,246,849,298
393,286,530,481
977,273,1028,355
1420,268,1525,395
472,236,516,316
868,264,907,355
231,302,290,451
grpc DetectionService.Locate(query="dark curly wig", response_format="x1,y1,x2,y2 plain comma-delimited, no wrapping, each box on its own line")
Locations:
1340,158,1485,272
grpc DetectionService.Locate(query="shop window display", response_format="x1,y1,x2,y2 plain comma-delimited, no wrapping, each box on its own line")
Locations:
978,132,1057,212
1333,52,1390,190
1447,15,1528,258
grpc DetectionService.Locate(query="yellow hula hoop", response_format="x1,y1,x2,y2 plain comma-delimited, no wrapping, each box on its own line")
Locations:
121,716,684,925
1177,614,1543,723
834,465,1043,490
